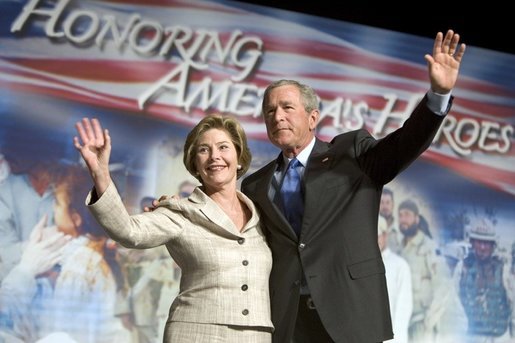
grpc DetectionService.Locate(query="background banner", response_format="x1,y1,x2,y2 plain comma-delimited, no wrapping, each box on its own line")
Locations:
1,1,513,342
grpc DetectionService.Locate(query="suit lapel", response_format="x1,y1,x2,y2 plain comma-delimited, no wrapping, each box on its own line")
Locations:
188,188,241,238
301,139,334,240
253,157,298,239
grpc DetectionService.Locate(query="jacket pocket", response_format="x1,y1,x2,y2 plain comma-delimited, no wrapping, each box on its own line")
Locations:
347,258,385,279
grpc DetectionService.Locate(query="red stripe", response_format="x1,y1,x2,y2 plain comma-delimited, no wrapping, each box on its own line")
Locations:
424,150,515,194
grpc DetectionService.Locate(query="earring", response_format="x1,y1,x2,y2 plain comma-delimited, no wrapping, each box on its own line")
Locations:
237,164,242,170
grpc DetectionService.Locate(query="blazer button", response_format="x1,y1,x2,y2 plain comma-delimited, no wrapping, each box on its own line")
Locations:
238,238,245,245
242,309,249,316
298,243,305,250
241,284,248,291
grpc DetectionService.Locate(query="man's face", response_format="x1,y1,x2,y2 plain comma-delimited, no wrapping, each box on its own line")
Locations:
398,209,418,231
262,85,318,154
471,239,495,261
380,194,394,219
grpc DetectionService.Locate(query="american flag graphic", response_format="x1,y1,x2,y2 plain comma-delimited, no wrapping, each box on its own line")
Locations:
1,0,514,196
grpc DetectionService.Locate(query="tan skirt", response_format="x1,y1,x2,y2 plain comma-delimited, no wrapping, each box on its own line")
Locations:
163,321,272,343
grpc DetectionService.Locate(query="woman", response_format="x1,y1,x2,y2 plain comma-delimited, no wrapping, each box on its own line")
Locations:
73,115,273,342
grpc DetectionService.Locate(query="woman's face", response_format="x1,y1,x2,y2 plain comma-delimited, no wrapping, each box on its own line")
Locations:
194,128,239,192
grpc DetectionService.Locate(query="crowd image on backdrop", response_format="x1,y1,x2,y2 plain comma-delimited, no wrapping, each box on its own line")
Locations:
379,187,515,343
0,123,189,342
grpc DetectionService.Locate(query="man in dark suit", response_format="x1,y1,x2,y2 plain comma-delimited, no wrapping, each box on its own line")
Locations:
241,30,466,342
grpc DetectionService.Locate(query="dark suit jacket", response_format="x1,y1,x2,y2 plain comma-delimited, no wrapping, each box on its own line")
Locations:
241,95,446,343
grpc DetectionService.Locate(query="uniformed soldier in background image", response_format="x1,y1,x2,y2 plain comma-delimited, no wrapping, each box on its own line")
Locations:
455,218,513,343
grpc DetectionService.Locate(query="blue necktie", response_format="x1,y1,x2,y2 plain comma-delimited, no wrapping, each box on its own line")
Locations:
280,158,304,236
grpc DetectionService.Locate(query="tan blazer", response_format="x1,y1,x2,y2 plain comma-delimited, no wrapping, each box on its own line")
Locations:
87,183,273,330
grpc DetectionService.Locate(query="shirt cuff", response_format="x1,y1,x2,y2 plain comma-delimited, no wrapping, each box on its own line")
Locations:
426,90,452,116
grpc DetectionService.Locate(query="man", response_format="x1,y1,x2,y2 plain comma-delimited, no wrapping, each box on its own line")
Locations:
455,217,513,342
377,216,412,343
380,188,402,253
241,30,465,342
396,199,449,342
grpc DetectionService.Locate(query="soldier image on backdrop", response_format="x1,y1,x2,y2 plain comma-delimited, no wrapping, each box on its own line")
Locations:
380,188,402,254
455,217,514,343
377,216,413,343
115,246,164,343
396,199,449,342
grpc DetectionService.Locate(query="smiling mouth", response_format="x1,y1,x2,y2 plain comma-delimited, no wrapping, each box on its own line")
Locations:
208,165,225,171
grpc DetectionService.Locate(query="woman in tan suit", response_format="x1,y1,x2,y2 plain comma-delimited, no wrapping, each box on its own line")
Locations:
73,115,273,342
